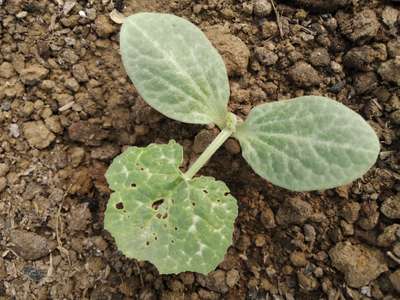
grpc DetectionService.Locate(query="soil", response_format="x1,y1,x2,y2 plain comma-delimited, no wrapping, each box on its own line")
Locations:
0,0,400,299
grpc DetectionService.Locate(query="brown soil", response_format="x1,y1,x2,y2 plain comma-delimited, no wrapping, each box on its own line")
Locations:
1,0,400,299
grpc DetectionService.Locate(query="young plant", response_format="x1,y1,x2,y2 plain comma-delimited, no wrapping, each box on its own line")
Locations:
104,13,380,275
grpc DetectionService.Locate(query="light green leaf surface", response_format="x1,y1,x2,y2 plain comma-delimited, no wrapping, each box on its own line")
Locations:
105,141,238,274
120,13,230,128
235,96,380,192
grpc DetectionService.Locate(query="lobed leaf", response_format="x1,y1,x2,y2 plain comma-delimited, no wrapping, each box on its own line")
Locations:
105,141,238,274
120,13,230,128
235,96,380,192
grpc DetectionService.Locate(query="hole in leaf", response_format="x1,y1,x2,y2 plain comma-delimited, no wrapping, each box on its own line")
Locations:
152,199,164,210
203,190,208,194
156,213,162,219
171,240,175,244
146,241,150,246
162,213,168,219
174,227,178,231
116,202,124,210
154,236,158,240
192,202,196,207
131,183,136,188
224,192,230,196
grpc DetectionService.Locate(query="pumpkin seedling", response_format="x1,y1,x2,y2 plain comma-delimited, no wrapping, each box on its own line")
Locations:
104,13,380,275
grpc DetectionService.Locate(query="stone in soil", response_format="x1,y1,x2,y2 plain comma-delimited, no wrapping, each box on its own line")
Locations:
378,57,400,86
276,197,312,225
381,195,400,219
22,121,56,149
288,62,321,87
10,230,56,260
329,241,388,288
205,26,250,76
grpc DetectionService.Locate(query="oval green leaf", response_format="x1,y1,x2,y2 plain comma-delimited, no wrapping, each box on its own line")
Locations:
235,96,380,192
105,141,238,274
120,13,230,128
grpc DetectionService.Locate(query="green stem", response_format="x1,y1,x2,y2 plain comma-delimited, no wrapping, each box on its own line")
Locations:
184,128,233,180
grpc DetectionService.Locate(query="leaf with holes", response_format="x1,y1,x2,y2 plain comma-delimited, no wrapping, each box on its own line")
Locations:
104,141,238,274
120,13,230,128
234,96,380,192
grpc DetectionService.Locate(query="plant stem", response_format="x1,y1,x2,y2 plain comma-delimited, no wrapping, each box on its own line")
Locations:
183,128,233,180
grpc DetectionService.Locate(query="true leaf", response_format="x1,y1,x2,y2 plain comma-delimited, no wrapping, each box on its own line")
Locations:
120,13,230,128
104,141,238,274
234,96,380,192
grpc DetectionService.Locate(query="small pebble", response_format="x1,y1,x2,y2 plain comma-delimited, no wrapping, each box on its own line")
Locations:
16,11,28,19
0,163,10,177
9,124,20,138
253,0,272,17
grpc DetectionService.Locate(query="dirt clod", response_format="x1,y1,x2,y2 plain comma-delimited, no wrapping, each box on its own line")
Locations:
377,224,400,247
0,177,6,193
95,15,117,38
10,230,56,260
0,62,15,78
22,121,56,149
276,197,313,225
338,9,380,43
329,242,388,288
193,129,217,154
20,65,49,85
378,58,400,86
389,269,400,292
68,121,109,146
381,195,400,219
288,61,321,87
205,26,250,76
309,48,330,67
226,269,239,287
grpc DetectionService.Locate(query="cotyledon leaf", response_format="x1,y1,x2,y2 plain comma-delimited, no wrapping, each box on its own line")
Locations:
104,141,238,274
120,13,230,128
234,96,380,192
